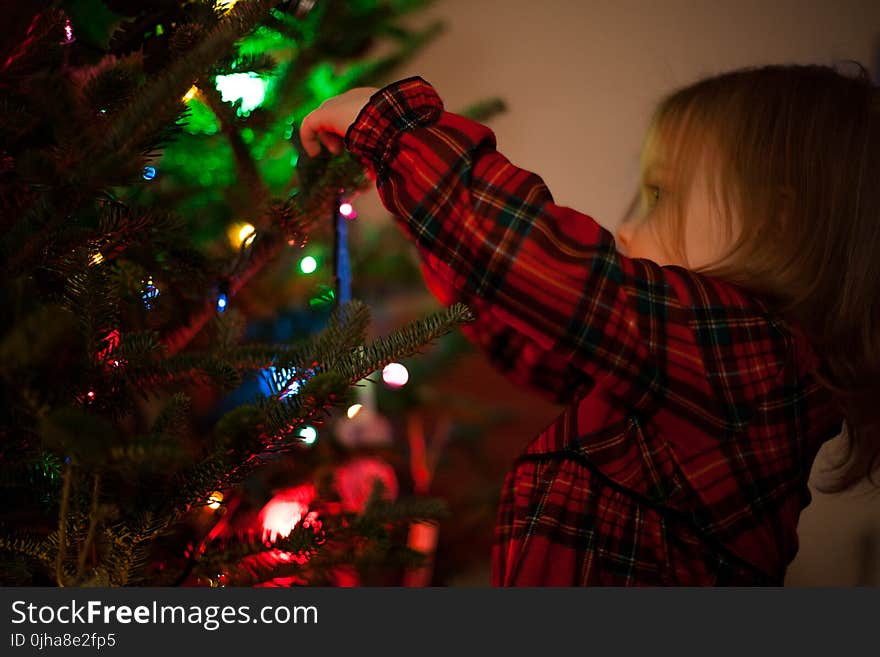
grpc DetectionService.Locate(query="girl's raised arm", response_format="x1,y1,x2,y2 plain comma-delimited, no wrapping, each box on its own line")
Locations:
342,77,793,423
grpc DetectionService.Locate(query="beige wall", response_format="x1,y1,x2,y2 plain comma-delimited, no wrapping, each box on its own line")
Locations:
357,0,880,585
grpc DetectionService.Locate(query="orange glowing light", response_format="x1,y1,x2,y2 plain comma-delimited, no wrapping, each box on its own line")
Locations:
207,491,224,510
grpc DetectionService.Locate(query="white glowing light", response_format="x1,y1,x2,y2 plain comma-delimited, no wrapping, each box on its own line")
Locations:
215,72,266,114
339,202,356,218
346,404,363,419
298,425,317,445
382,362,409,388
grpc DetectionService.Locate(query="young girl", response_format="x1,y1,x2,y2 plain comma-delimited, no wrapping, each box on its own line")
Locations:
299,64,879,586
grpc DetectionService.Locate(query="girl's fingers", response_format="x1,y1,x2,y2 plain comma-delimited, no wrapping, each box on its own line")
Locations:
320,131,345,155
299,111,346,157
299,117,320,157
299,111,326,157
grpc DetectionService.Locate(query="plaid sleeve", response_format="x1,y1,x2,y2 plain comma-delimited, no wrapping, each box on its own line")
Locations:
345,76,792,421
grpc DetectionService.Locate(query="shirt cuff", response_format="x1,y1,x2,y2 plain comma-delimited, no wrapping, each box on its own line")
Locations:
344,76,444,176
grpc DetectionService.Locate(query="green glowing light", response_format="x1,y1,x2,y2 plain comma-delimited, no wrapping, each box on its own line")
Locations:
307,63,344,101
181,98,219,135
215,72,266,114
299,256,317,274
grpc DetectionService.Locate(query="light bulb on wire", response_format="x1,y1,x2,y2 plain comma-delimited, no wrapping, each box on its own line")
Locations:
339,202,356,219
299,256,317,274
382,363,409,388
215,72,266,115
227,222,256,248
298,425,317,445
207,491,224,510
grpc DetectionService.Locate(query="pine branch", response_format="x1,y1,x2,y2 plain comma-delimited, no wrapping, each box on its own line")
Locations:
161,230,282,356
55,464,72,587
86,0,281,170
194,522,322,580
151,392,192,436
146,300,473,534
160,152,369,357
330,302,475,386
198,82,270,217
0,533,55,566
75,474,101,581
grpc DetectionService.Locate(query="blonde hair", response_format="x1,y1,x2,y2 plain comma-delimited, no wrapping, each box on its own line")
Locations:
626,63,880,493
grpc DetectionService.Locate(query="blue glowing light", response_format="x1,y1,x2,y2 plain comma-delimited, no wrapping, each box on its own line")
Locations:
143,166,157,181
142,278,159,309
217,293,228,312
259,365,317,399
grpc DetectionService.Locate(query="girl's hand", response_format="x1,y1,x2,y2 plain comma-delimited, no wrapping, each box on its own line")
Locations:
299,87,379,157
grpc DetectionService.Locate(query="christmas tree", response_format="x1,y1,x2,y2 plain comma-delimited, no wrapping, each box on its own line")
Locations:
0,0,492,586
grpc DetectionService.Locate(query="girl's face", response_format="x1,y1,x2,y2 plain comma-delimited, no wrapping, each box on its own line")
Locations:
614,158,734,271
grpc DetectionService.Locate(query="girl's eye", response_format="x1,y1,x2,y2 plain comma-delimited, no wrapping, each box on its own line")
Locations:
642,184,661,210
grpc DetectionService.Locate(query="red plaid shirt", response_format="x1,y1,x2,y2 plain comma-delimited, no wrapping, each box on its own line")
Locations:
344,77,845,586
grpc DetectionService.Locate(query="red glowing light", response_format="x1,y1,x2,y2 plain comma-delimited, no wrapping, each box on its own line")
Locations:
258,484,316,544
335,457,398,513
97,329,120,363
